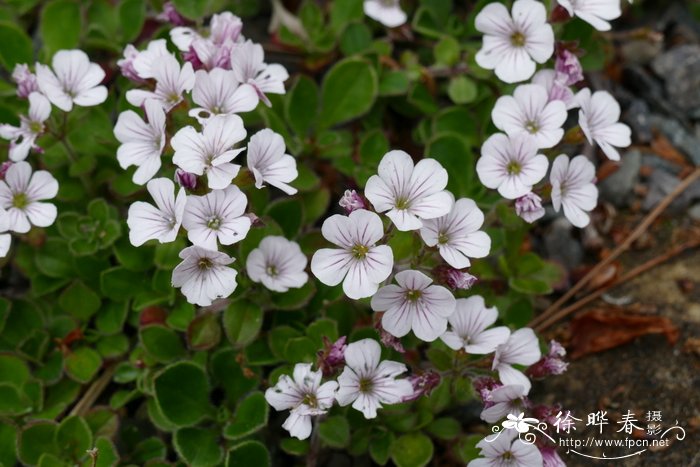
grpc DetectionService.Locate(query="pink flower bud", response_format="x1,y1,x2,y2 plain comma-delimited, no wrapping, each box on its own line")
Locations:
402,370,441,402
375,320,405,353
12,64,39,98
317,336,347,376
0,161,13,180
473,377,502,407
157,1,187,26
433,265,478,290
515,192,545,223
339,189,367,214
182,46,205,70
527,340,569,378
555,49,584,86
174,169,197,190
117,45,146,83
531,403,562,426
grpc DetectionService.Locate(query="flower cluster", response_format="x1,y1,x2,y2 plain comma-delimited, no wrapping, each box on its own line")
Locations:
115,12,301,306
0,50,108,257
474,0,631,229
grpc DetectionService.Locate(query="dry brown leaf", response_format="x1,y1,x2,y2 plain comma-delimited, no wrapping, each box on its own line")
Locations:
569,308,679,359
649,133,690,168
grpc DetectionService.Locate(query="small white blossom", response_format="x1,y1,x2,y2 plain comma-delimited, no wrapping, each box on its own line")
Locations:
171,114,247,190
182,185,251,250
480,385,529,423
420,197,491,269
558,0,622,31
246,236,308,292
365,150,453,231
531,69,576,109
515,192,545,223
246,129,298,195
172,12,244,69
0,208,12,257
127,178,186,247
371,270,456,342
0,161,58,233
468,426,543,467
114,99,166,185
476,133,549,199
336,339,413,419
189,68,258,123
576,88,632,161
550,154,598,228
131,39,171,80
35,49,108,112
440,296,510,354
265,363,338,440
363,0,407,28
0,92,51,161
493,328,541,393
475,0,555,83
126,54,195,112
230,40,289,107
492,84,568,149
310,209,393,300
171,245,238,306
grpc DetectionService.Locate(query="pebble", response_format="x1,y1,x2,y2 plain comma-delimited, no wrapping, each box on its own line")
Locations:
647,114,700,166
599,150,642,207
544,217,584,272
651,45,700,116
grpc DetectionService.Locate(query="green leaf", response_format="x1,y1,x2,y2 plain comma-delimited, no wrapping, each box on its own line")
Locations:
119,0,145,42
0,21,33,70
0,354,30,388
426,417,461,440
434,36,460,66
171,0,206,19
369,430,394,465
64,347,102,383
447,76,478,104
340,22,372,56
58,281,101,321
209,349,259,407
35,238,75,278
222,300,263,348
426,134,474,198
223,391,269,440
279,438,309,456
318,416,350,448
379,70,410,96
173,427,224,467
94,437,119,467
140,325,186,363
284,336,316,363
56,415,92,460
285,75,318,137
330,0,364,33
266,198,303,237
95,301,129,335
40,0,82,54
100,267,144,301
18,422,59,465
306,318,338,347
154,361,210,427
187,312,221,351
0,423,17,467
508,277,551,295
270,280,316,310
225,441,270,467
390,432,434,467
318,57,378,128
113,237,155,271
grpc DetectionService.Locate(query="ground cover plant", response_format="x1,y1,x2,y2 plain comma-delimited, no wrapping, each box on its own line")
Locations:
3,0,689,466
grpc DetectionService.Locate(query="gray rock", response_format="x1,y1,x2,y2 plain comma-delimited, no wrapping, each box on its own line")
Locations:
641,153,682,175
648,114,700,166
599,150,642,207
625,100,653,144
651,45,700,116
642,169,700,213
544,217,584,271
688,203,700,221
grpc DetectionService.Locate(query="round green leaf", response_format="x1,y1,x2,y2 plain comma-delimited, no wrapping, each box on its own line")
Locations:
40,0,82,54
318,416,350,448
58,280,101,320
64,347,103,383
0,21,33,70
56,415,92,460
154,361,210,427
187,312,221,351
447,76,478,104
140,325,186,363
223,300,263,348
390,432,434,467
223,391,268,440
225,441,270,467
18,422,59,465
318,57,378,128
173,427,223,467
284,75,318,137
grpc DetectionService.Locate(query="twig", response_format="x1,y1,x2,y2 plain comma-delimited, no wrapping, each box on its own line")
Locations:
530,166,700,329
68,365,116,418
534,239,700,331
306,416,322,467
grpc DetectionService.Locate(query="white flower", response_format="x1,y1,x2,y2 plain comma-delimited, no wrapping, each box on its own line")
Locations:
371,270,456,342
171,245,238,306
492,84,568,149
363,0,407,28
246,236,308,292
114,99,166,185
419,197,491,269
440,296,510,354
476,133,549,199
246,128,298,195
189,69,258,124
230,40,289,106
468,427,543,467
182,185,251,250
265,363,338,440
0,207,11,257
126,54,195,112
558,0,622,31
0,161,58,233
550,154,598,228
480,385,529,423
310,209,393,300
493,328,541,393
531,69,576,109
365,150,453,231
475,0,555,83
172,12,244,69
0,92,51,161
171,114,247,190
335,339,413,419
35,49,108,112
127,178,186,246
514,192,545,223
576,88,632,161
131,39,171,80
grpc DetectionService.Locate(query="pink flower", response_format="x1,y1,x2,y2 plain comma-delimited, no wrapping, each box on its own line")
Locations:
339,189,366,214
157,1,186,26
473,377,502,407
317,336,347,376
433,265,478,290
402,370,441,402
527,340,568,378
531,69,576,109
480,385,530,424
174,169,197,190
375,321,405,353
555,49,584,85
117,45,145,83
540,446,567,467
12,64,39,98
515,192,545,223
